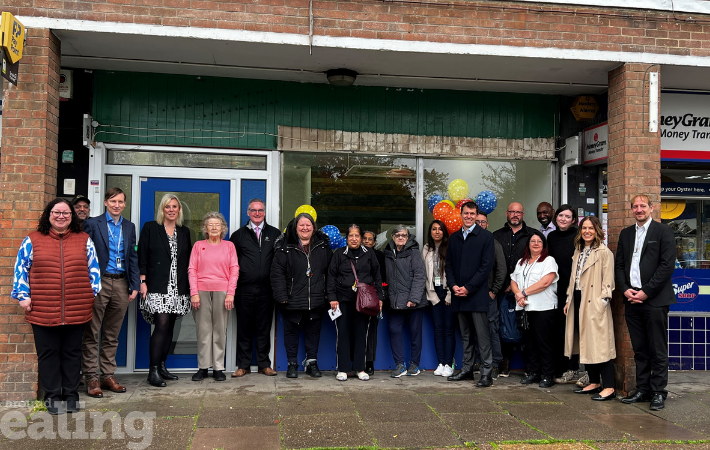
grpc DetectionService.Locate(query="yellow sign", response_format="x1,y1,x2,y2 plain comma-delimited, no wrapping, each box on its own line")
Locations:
570,96,599,121
661,199,686,220
1,12,25,64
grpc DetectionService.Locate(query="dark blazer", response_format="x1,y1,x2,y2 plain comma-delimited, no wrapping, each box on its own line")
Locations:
614,220,676,307
138,221,192,296
445,226,495,312
83,213,140,293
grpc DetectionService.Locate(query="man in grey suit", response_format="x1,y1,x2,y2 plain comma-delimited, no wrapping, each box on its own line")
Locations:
615,194,676,411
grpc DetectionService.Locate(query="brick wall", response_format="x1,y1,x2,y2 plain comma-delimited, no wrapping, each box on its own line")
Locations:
0,28,61,401
606,62,661,393
3,0,710,57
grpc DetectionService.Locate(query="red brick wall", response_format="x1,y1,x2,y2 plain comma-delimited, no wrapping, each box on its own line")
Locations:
606,62,661,393
0,28,61,401
2,0,710,56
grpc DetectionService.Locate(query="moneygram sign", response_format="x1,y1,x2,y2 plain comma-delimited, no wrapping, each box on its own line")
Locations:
661,92,710,161
583,122,608,165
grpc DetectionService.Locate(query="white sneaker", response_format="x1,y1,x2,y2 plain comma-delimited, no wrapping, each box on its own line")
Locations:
336,372,347,381
433,364,445,376
357,371,369,381
442,364,454,377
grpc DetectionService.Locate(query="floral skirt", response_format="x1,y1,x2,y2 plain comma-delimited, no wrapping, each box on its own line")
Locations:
140,292,191,324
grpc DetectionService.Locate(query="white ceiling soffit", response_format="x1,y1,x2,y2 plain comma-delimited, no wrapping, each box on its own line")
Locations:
515,0,710,14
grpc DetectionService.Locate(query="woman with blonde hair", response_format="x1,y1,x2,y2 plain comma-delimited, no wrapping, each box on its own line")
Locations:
139,193,192,387
564,215,616,401
189,212,239,382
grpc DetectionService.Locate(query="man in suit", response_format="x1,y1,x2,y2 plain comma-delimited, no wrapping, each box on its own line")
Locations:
445,201,495,387
615,194,676,411
82,187,140,398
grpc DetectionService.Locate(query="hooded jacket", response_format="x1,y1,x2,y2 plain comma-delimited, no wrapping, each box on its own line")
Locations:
271,221,331,312
327,245,384,302
384,238,427,310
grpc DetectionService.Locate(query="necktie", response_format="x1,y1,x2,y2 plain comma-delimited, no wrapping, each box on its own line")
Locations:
255,226,260,240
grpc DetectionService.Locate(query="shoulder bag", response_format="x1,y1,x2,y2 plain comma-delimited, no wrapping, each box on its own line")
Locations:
350,259,380,316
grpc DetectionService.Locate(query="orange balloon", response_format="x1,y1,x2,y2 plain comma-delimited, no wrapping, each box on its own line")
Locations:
433,202,453,221
445,213,463,235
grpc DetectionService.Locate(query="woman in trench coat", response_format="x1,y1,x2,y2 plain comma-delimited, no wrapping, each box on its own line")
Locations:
564,215,616,401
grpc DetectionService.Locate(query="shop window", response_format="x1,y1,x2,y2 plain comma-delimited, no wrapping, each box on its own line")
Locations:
107,149,266,170
423,159,552,233
281,153,416,246
662,199,708,269
105,175,132,221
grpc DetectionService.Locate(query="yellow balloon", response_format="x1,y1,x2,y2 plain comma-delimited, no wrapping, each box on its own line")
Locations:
447,179,469,203
295,204,317,222
442,200,455,209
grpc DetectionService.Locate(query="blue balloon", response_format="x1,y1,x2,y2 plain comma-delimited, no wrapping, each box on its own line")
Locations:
335,236,347,249
428,194,444,213
321,225,342,249
476,190,498,214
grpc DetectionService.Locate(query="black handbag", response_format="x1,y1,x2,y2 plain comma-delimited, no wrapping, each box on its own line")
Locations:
515,308,530,331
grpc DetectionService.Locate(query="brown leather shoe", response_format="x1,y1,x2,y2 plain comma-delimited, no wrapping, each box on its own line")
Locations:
231,368,251,378
100,376,127,393
86,379,103,398
258,367,277,376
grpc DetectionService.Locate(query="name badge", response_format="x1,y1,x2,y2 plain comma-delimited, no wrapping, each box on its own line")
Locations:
116,257,122,269
434,276,441,287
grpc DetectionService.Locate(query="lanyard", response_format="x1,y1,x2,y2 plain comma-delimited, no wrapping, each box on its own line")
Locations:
107,220,123,253
522,256,539,289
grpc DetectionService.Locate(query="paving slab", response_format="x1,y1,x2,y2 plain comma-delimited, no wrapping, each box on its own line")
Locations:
367,420,464,448
596,444,710,450
0,411,102,450
423,393,504,414
645,396,710,423
549,392,648,414
190,426,281,450
482,386,563,403
278,395,354,416
357,401,440,424
93,416,193,450
440,412,547,442
197,406,278,428
590,413,709,441
348,390,422,404
118,397,202,417
497,445,595,450
503,402,586,422
280,413,373,449
202,392,276,409
678,420,710,437
525,419,628,441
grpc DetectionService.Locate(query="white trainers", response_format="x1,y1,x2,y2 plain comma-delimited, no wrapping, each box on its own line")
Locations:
433,364,445,376
357,371,369,381
442,364,454,377
336,372,347,381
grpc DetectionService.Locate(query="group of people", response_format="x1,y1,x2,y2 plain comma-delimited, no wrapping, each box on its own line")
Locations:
12,189,675,414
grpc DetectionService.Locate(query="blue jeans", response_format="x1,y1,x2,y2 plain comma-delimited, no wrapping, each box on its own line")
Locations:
388,308,424,366
430,301,456,366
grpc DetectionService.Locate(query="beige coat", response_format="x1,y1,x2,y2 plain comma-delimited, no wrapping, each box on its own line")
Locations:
423,244,451,306
564,244,616,364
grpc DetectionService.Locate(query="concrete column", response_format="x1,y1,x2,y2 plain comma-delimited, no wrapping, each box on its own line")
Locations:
607,62,661,393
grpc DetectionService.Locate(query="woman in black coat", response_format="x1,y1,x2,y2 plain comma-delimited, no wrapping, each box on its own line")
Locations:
138,193,192,387
327,224,384,381
384,225,427,378
271,213,332,378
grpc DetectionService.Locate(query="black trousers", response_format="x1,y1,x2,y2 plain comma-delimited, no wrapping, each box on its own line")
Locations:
525,309,556,378
587,360,615,389
236,292,273,370
366,315,379,363
282,311,322,364
32,323,84,411
334,300,371,373
553,305,579,376
625,301,670,397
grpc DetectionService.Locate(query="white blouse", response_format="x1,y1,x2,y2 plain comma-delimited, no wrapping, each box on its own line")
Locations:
511,256,559,311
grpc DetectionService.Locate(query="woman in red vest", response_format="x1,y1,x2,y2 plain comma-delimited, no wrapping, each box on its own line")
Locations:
12,198,101,415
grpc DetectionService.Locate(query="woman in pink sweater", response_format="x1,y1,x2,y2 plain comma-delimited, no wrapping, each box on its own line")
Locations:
188,212,239,382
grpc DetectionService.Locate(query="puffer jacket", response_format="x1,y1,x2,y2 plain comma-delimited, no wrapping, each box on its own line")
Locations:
271,221,331,311
384,238,427,310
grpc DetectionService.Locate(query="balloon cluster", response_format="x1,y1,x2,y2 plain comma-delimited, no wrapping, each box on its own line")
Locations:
427,180,499,234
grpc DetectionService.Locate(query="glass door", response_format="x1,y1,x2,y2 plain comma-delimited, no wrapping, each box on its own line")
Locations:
135,178,231,370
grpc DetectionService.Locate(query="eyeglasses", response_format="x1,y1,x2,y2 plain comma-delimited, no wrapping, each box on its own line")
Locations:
393,233,408,239
50,211,72,217
248,209,265,214
529,239,544,244
475,220,488,225
507,211,524,216
207,223,222,228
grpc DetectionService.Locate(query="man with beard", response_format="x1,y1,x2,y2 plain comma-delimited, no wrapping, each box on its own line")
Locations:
537,202,556,238
72,195,91,223
492,202,533,377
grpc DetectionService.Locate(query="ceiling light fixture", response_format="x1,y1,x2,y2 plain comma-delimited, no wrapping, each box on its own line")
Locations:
326,68,358,87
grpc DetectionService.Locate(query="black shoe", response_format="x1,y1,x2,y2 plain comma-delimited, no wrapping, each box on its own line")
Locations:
365,361,375,376
287,362,298,378
499,359,511,377
213,370,226,381
476,375,492,387
650,394,665,411
574,386,602,394
621,390,651,404
305,360,322,378
158,362,179,380
539,377,555,388
192,369,208,381
592,391,617,401
147,366,167,387
447,370,474,381
472,362,481,374
491,366,499,379
65,399,81,414
521,373,541,385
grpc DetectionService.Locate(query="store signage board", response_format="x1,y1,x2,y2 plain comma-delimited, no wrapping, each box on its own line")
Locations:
582,122,608,165
671,270,710,313
661,182,710,196
1,47,18,86
660,91,710,162
0,12,24,64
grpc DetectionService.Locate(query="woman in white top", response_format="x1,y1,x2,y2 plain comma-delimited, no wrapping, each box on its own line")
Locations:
510,229,559,388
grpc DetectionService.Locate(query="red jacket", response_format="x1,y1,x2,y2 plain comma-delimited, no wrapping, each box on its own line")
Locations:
26,229,95,326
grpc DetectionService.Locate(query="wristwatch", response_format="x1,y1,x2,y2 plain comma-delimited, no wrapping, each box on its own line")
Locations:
522,289,528,298
140,280,146,284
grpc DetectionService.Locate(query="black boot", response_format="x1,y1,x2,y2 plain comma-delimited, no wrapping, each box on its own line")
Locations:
286,362,298,378
158,362,179,380
304,360,322,378
147,366,167,387
192,369,208,382
365,361,374,376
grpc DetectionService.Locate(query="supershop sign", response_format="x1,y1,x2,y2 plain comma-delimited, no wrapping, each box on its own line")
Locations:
661,92,710,162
